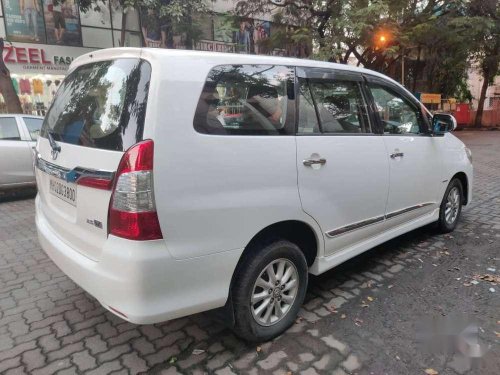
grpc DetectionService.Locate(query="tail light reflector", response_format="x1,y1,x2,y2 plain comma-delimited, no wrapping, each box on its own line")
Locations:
76,176,114,190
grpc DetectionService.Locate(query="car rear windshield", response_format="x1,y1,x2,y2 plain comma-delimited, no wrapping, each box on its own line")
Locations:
41,58,151,151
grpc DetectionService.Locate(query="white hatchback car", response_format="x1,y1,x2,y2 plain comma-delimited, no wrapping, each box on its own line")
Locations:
35,48,472,341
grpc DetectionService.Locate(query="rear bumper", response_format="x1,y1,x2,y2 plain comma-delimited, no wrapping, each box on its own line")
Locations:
35,195,242,324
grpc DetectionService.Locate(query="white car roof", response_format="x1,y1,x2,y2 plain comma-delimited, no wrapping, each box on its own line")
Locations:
71,47,401,87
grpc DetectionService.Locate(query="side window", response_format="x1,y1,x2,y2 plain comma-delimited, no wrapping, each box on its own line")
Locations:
0,117,21,141
297,78,320,134
23,118,43,140
297,78,370,134
368,84,424,135
194,65,294,135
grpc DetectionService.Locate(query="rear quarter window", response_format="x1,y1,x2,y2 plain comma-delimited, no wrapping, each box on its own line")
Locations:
41,58,151,151
0,117,21,140
194,65,295,135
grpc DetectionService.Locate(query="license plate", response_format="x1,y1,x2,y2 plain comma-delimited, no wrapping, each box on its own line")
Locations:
49,177,77,206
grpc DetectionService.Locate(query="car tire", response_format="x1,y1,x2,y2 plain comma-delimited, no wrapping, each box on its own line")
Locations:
437,178,463,233
231,239,308,342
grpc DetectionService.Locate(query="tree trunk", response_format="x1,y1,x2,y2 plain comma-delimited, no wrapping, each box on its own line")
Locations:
474,69,489,128
120,9,127,46
0,72,23,113
412,46,421,93
0,38,22,113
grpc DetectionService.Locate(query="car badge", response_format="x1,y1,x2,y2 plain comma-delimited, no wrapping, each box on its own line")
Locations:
51,148,59,160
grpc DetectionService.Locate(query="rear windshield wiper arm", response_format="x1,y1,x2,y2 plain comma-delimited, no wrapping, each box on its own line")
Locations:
47,131,61,153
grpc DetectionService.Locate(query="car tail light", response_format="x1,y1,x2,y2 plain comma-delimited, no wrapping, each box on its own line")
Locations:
108,140,163,240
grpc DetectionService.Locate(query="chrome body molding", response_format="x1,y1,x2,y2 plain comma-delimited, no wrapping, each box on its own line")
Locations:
326,202,436,238
385,202,435,220
35,155,69,180
35,154,115,183
326,215,385,238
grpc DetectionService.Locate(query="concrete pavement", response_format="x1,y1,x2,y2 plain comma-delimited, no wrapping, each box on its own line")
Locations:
0,131,499,374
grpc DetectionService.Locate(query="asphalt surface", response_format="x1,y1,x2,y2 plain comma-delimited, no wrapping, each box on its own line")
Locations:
0,131,499,375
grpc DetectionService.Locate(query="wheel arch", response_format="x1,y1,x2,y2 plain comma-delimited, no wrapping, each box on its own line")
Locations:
230,220,320,289
214,220,320,327
243,220,319,267
452,171,469,205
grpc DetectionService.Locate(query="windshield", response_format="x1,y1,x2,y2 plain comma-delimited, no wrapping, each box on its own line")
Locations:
41,58,151,151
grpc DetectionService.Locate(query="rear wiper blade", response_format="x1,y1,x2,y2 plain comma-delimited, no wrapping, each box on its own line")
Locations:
47,131,61,153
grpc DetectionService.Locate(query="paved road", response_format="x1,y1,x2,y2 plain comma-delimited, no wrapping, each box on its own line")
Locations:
1,131,499,375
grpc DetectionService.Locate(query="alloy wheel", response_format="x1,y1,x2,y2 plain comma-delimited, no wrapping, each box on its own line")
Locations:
445,186,460,225
251,258,299,326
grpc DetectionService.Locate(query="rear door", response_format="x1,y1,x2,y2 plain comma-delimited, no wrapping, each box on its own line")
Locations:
36,58,151,260
365,77,442,226
0,116,34,186
295,68,390,255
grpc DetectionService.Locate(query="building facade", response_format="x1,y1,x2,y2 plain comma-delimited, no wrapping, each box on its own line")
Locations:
0,0,308,114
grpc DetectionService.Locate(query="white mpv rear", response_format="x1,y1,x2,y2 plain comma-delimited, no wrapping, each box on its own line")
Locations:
35,48,472,341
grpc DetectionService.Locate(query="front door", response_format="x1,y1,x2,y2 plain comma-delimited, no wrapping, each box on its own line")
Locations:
295,68,390,255
365,78,443,226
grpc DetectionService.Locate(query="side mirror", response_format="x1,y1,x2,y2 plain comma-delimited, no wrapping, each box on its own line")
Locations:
432,113,457,135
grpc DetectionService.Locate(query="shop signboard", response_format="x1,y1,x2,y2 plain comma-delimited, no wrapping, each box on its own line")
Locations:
2,0,82,46
2,42,94,74
419,93,442,104
195,40,235,53
3,0,47,43
43,0,83,46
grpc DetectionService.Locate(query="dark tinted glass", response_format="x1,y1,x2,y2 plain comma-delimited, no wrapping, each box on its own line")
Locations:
41,59,151,151
0,117,21,140
23,118,43,140
309,80,370,133
194,65,295,135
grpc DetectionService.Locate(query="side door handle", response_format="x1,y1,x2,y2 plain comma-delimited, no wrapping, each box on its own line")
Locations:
303,158,327,166
390,152,404,159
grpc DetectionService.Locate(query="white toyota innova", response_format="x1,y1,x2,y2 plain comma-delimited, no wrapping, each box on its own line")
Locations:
35,48,472,341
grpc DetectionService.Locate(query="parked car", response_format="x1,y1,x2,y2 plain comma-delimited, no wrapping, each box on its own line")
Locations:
0,114,43,190
35,49,473,342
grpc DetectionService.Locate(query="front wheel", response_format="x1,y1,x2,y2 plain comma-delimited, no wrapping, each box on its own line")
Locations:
437,178,463,233
231,239,308,342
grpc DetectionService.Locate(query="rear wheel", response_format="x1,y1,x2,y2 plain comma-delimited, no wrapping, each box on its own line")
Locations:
231,240,308,342
437,178,463,233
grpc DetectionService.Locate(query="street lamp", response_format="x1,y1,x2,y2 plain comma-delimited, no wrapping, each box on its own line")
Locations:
375,32,389,49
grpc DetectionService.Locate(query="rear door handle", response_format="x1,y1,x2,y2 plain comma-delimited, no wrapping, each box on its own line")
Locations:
390,152,404,159
303,158,327,166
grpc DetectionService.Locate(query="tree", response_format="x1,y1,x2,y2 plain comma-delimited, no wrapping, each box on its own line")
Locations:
466,0,499,127
0,38,23,113
234,0,492,100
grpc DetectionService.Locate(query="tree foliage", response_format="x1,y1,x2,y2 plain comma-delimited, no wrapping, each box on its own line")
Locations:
235,0,498,102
